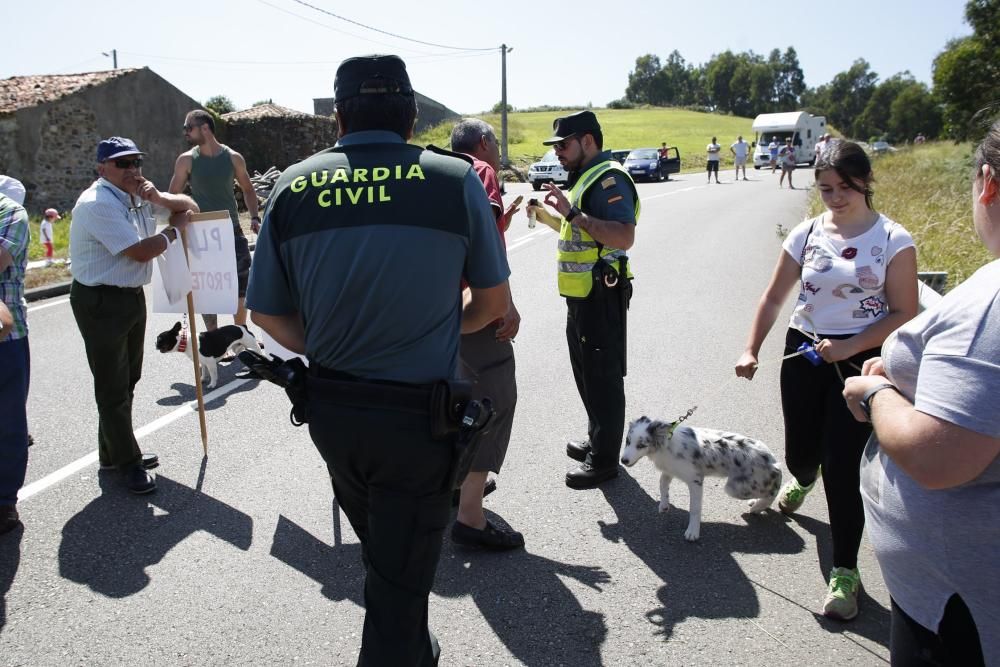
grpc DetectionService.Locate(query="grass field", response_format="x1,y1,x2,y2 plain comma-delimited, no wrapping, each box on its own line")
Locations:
413,107,758,172
807,141,991,289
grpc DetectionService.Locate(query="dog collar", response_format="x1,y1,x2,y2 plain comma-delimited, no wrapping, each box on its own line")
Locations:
178,330,188,353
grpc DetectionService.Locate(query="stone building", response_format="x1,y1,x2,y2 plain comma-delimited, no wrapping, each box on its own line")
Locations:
313,91,459,135
221,103,337,174
0,68,201,213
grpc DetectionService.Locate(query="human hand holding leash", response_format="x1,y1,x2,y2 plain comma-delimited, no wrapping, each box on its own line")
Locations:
734,351,759,380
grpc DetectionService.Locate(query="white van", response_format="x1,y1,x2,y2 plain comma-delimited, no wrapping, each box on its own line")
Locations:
751,112,827,169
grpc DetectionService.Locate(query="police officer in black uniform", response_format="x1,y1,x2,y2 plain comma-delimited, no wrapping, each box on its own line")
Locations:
246,55,511,666
526,111,639,489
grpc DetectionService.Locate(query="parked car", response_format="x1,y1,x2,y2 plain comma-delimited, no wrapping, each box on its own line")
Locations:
871,140,895,155
611,149,630,165
528,149,569,190
623,147,681,182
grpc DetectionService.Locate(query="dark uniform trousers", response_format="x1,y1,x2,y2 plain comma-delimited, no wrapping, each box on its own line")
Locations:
565,278,631,470
70,281,146,469
307,385,453,667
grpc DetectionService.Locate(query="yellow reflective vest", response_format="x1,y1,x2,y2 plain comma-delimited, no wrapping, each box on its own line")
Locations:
557,160,640,297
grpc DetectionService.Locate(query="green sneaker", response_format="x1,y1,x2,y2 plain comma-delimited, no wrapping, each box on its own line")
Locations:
823,567,861,621
777,476,816,514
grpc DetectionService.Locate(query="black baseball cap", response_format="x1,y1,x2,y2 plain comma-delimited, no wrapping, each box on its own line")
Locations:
334,55,413,102
542,110,601,145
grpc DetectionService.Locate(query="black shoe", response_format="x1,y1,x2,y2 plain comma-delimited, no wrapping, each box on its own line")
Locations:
566,440,591,463
451,518,524,551
0,505,20,536
451,476,497,507
565,463,618,489
100,453,159,471
124,465,157,495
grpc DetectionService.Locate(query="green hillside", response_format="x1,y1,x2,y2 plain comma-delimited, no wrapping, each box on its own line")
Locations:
413,107,757,171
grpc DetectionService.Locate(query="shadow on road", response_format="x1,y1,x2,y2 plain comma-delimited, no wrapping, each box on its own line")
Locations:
0,523,24,632
790,514,890,649
58,474,253,597
598,472,806,640
269,503,609,667
156,367,260,408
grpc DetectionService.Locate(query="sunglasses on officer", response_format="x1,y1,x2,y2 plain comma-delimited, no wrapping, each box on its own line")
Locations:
108,157,143,169
553,136,581,152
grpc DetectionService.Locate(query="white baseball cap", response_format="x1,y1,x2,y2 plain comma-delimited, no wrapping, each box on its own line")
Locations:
0,175,26,205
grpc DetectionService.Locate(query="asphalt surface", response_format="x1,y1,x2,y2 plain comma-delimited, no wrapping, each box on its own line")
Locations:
1,167,892,666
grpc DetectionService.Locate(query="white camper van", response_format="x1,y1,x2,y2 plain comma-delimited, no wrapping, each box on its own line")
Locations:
751,112,827,169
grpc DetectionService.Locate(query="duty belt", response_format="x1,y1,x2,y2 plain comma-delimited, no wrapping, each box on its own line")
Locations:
307,366,434,414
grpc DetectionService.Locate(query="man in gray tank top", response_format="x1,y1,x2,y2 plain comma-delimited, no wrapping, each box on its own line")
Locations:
169,109,259,330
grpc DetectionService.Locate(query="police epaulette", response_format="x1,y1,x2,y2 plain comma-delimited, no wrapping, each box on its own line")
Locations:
425,144,474,165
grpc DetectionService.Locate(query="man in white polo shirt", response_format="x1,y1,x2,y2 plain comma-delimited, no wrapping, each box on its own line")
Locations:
730,135,749,181
70,137,198,494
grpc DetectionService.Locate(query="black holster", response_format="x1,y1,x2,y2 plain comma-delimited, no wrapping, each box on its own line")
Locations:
238,351,309,426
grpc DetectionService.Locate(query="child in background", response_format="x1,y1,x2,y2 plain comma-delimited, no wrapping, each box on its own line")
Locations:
40,208,59,265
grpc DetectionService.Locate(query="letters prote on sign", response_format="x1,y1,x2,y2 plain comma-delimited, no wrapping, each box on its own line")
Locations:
152,211,238,315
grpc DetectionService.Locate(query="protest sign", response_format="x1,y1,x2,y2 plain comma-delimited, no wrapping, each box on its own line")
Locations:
153,211,237,314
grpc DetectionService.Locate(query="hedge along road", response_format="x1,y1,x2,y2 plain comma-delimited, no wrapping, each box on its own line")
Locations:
4,167,893,666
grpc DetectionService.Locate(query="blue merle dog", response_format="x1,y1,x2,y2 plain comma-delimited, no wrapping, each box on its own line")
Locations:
622,416,782,541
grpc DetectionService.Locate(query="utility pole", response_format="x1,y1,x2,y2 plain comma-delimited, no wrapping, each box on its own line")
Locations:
102,49,118,69
500,44,512,168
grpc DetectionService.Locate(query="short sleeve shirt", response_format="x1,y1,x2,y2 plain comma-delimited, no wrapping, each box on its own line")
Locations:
70,179,157,288
706,143,721,161
860,259,1000,663
577,153,637,226
768,142,780,157
731,141,748,159
246,131,509,383
782,214,914,335
0,193,30,339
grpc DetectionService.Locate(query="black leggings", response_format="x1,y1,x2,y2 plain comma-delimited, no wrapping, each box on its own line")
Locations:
780,328,878,569
890,595,985,666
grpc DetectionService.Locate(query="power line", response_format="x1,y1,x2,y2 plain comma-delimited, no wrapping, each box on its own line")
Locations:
117,49,495,69
286,0,495,52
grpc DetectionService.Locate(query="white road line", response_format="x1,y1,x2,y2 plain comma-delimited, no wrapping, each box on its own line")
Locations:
27,297,70,313
18,377,253,502
506,227,553,252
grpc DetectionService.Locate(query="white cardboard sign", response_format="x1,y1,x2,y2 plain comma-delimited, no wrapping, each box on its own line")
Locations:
153,211,238,314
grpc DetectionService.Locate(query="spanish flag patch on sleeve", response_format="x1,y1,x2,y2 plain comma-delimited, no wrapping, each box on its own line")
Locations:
601,176,616,190
607,194,623,204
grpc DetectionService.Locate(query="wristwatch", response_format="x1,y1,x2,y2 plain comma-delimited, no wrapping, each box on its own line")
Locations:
565,205,581,222
860,383,897,421
164,227,178,242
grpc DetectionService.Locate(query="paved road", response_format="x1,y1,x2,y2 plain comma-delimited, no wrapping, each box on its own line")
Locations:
2,167,891,666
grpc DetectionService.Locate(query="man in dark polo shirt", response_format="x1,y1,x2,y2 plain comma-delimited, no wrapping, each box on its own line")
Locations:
526,110,639,490
247,55,510,666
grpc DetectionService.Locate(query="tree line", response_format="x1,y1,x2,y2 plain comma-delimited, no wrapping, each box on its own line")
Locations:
618,0,999,142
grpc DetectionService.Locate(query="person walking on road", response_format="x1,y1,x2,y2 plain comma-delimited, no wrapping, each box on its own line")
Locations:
70,137,198,495
768,136,780,173
842,121,1000,667
449,118,524,550
731,135,749,181
707,136,722,183
0,184,30,535
169,109,259,332
526,110,638,489
735,141,918,621
779,138,797,188
246,55,511,666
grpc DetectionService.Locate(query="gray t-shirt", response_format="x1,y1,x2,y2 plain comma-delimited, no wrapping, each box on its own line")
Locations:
860,258,1000,660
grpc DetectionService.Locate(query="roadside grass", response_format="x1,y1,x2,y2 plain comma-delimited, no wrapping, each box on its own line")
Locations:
807,141,991,289
27,216,70,262
24,264,72,290
413,107,757,173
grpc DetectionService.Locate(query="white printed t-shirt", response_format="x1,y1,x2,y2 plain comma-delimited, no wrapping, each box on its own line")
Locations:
782,214,914,335
706,143,721,161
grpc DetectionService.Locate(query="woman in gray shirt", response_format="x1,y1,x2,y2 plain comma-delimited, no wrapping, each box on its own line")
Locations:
843,121,1000,666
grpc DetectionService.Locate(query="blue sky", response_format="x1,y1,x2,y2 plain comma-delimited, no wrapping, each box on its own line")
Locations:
4,0,971,116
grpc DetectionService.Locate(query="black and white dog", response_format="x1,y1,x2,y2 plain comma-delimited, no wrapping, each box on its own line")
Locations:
622,416,782,541
155,321,261,389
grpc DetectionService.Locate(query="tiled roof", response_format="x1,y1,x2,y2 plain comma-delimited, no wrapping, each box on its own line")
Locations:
0,69,139,115
222,103,314,121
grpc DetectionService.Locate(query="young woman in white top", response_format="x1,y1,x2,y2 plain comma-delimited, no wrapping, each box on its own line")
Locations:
735,141,918,621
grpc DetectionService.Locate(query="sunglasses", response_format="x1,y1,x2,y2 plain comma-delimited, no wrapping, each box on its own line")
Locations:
553,137,579,151
111,157,143,169
182,123,203,132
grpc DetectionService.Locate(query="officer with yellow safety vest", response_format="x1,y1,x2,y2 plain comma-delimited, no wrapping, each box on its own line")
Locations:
526,110,639,489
